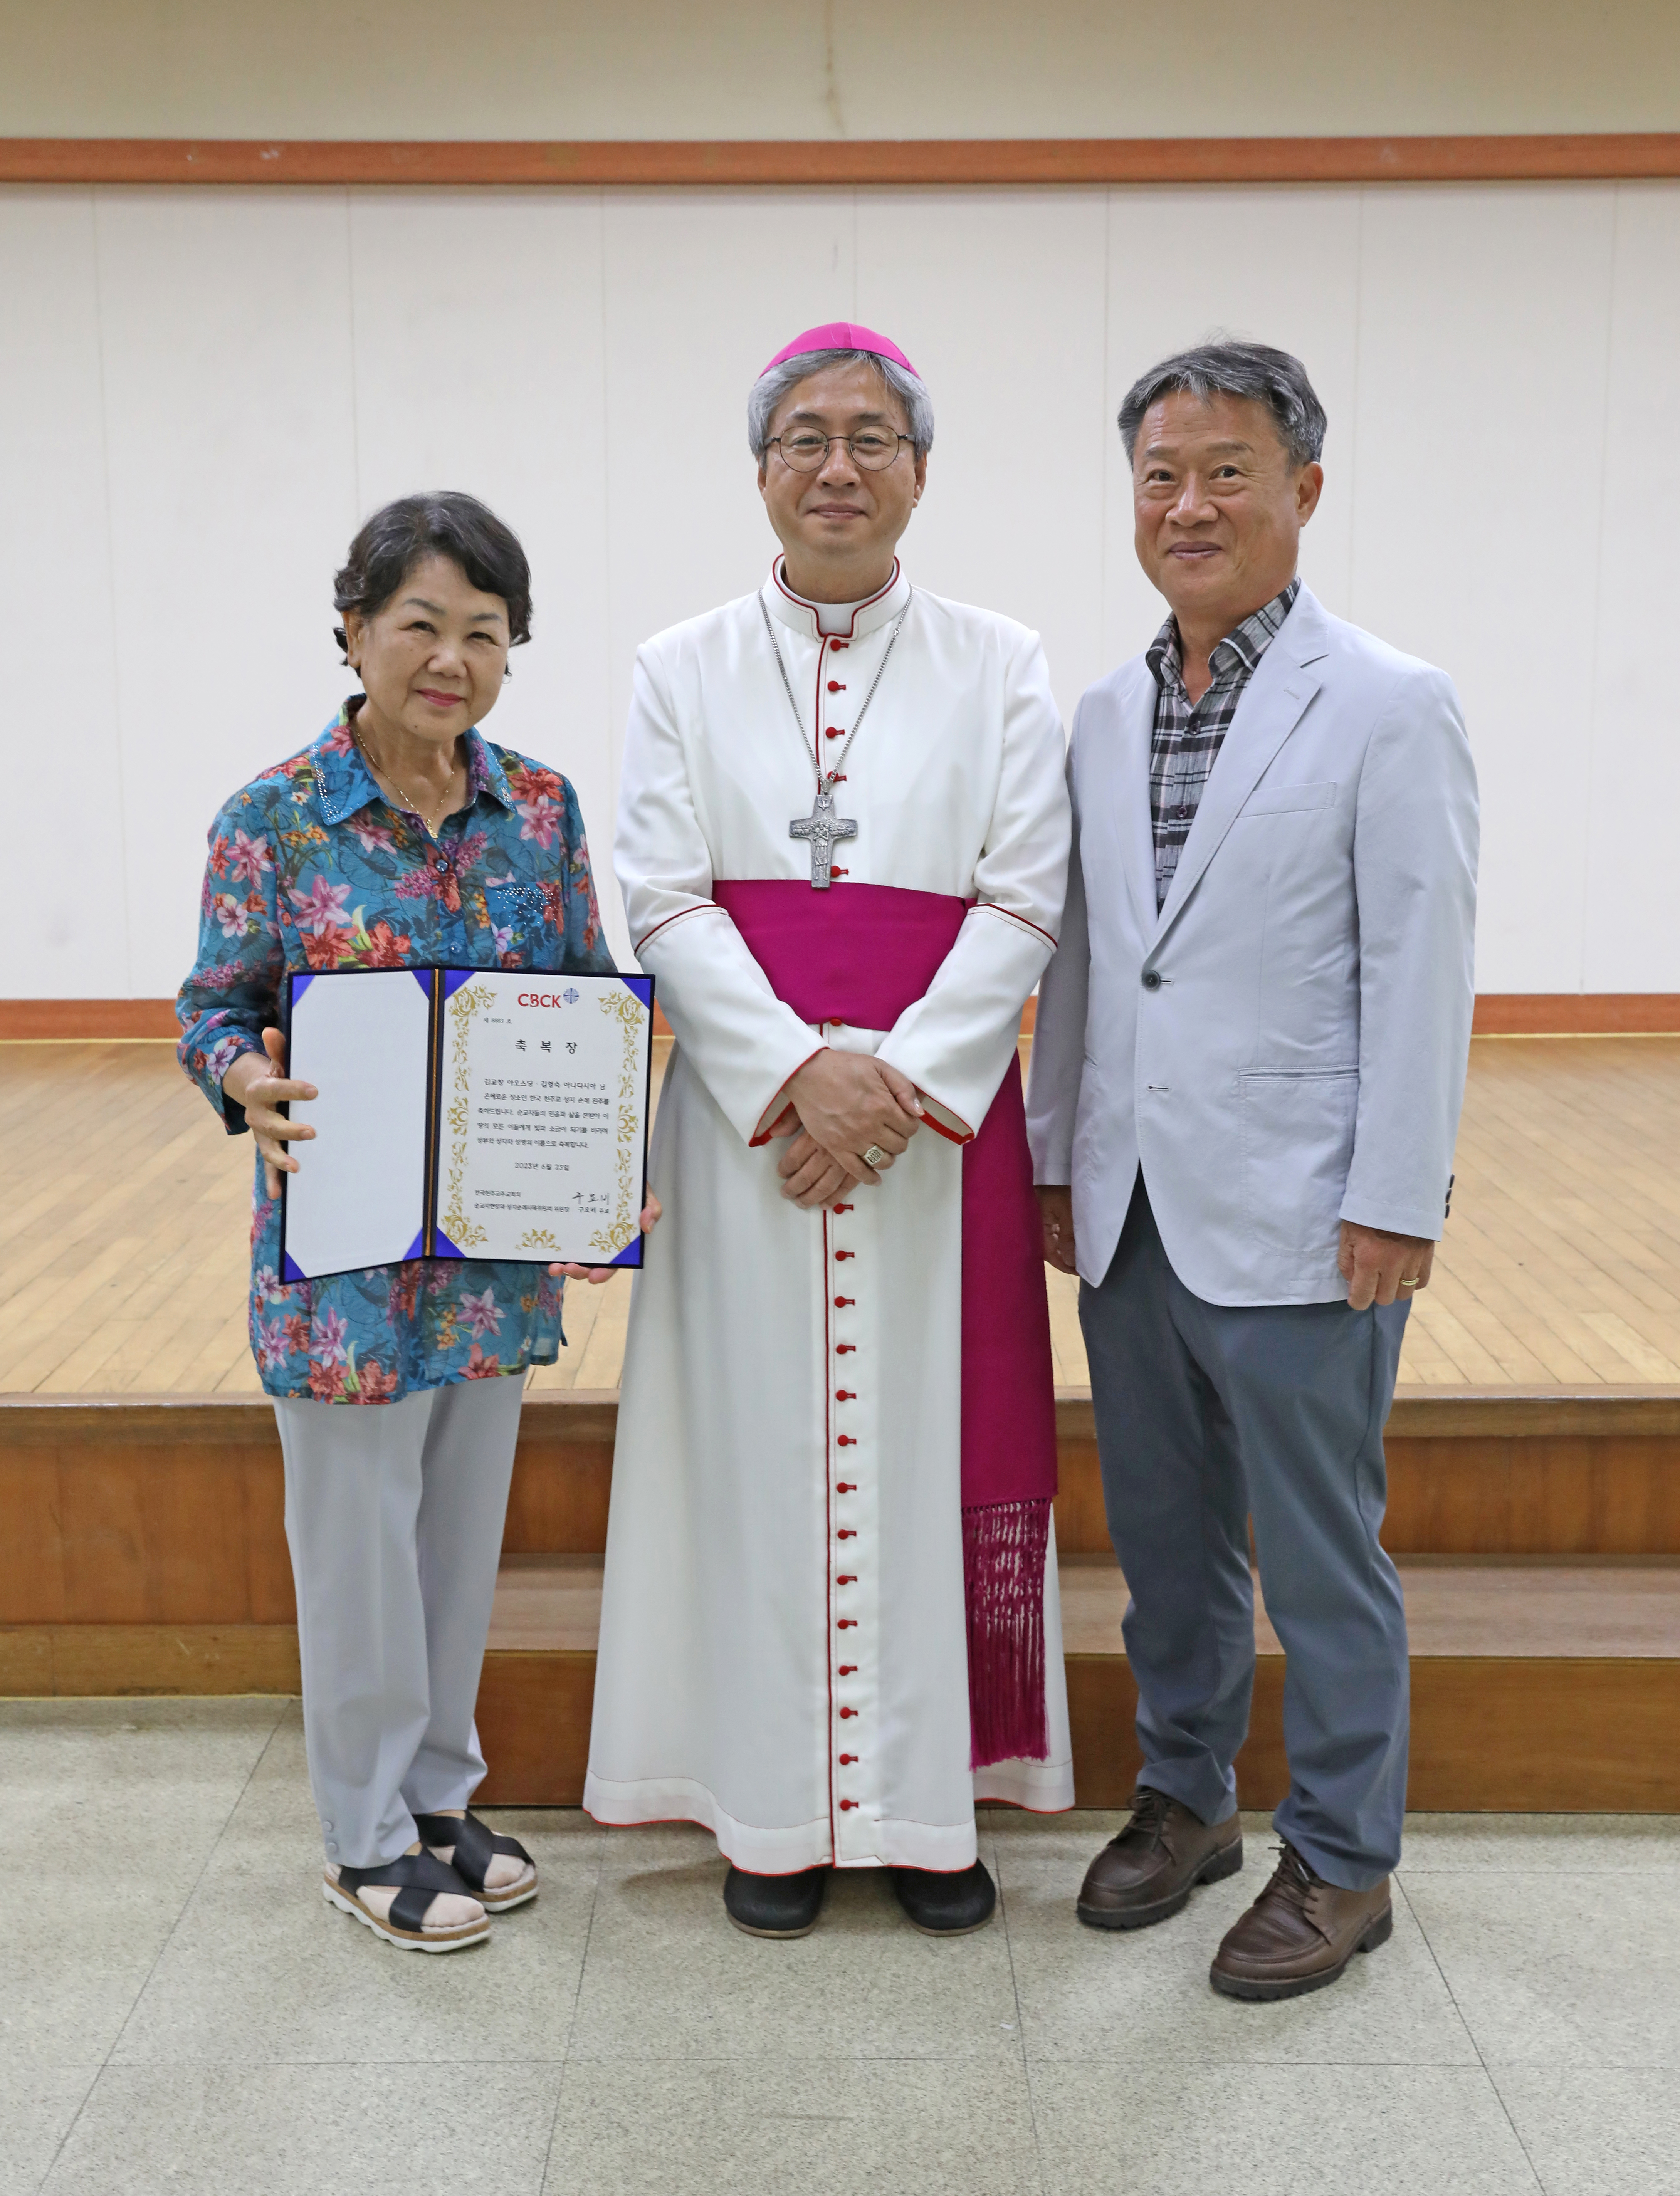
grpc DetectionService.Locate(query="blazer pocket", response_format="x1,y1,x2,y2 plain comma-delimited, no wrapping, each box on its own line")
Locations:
1239,1067,1358,1261
1242,780,1339,816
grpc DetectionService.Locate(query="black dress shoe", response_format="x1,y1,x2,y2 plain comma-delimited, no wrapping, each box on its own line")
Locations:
891,1860,996,1935
723,1865,830,1939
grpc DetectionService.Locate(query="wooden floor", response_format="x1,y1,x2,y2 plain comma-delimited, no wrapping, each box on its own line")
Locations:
5,1034,1680,1396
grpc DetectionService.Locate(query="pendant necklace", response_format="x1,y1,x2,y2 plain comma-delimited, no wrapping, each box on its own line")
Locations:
759,586,913,889
352,720,458,840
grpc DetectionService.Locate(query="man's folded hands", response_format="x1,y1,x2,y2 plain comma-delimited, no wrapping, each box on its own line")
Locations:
774,1049,925,1206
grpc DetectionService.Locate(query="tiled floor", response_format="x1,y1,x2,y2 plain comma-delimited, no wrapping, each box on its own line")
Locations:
8,1702,1678,2195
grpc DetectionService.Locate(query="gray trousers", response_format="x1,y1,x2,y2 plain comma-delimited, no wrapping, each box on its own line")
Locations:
273,1374,525,1870
1079,1178,1410,1889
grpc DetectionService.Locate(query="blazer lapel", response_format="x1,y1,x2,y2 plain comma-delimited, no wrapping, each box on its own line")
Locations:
1104,661,1159,943
1152,590,1329,944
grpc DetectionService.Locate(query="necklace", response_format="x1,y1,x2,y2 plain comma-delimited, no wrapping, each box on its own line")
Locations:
759,587,913,890
352,720,459,838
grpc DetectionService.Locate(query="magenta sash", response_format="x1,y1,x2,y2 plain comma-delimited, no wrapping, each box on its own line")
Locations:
714,878,1056,1766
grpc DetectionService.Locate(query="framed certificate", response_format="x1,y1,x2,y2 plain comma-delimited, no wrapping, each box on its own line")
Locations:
278,967,655,1281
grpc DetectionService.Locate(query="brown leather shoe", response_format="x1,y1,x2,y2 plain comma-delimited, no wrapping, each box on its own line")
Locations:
1210,1842,1393,2000
1076,1787,1243,1931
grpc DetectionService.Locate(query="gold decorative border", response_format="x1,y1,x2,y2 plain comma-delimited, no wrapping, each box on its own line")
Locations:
590,988,648,1259
441,980,493,1252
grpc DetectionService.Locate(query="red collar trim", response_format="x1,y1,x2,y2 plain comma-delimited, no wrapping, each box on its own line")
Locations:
769,557,902,640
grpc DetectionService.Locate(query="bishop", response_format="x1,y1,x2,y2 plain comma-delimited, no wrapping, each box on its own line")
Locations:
586,324,1075,1939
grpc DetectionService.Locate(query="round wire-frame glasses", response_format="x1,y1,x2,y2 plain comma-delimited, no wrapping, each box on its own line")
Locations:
767,427,912,472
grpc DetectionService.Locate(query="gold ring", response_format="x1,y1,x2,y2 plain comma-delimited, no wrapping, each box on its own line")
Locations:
862,1144,889,1170
1398,1276,1420,1289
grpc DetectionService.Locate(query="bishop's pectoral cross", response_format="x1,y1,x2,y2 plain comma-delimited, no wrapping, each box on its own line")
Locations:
790,784,858,890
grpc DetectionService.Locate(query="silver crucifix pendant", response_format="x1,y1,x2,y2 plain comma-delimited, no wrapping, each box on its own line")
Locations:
789,784,859,890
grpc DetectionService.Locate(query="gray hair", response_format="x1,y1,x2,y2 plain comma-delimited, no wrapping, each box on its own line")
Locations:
748,348,936,463
1118,341,1327,470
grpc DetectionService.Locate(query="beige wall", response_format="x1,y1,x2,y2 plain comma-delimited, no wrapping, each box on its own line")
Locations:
3,0,1679,141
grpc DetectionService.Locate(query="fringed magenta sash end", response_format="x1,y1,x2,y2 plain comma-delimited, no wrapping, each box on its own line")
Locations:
963,1496,1052,1768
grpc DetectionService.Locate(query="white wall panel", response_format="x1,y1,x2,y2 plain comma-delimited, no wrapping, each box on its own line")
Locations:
0,192,126,995
1583,187,1680,992
347,190,618,945
855,190,1110,719
1350,186,1617,994
0,180,1675,1001
93,188,360,997
1102,187,1364,672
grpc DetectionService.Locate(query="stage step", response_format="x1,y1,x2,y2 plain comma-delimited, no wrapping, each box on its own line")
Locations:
469,1552,1680,1813
6,1389,1680,1808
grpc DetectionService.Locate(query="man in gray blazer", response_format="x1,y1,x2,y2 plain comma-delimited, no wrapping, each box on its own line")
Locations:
1027,342,1477,2000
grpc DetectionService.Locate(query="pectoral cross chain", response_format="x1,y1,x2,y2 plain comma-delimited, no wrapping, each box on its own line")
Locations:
790,785,858,890
760,587,915,891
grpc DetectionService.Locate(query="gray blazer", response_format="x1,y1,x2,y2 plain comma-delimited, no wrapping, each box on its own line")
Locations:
1026,587,1479,1306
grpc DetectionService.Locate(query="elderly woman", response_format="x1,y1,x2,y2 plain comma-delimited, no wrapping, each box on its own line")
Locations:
178,491,652,1952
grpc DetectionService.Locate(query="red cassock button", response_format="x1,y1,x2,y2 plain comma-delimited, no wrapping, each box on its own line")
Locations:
837,1575,856,1585
840,1798,858,1809
837,1435,857,1447
838,1618,857,1629
835,1251,855,1262
837,1529,855,1540
826,727,846,740
839,1706,857,1719
836,1481,855,1492
836,1343,856,1355
838,1664,857,1674
834,1296,853,1308
833,1204,853,1214
839,1752,857,1764
836,1390,855,1401
828,680,846,692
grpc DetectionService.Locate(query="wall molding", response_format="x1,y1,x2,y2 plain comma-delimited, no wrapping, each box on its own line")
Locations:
1470,995,1680,1035
3,135,1680,190
7,996,1680,1042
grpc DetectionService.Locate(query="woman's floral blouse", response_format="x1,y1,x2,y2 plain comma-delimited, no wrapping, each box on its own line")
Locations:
178,700,615,1404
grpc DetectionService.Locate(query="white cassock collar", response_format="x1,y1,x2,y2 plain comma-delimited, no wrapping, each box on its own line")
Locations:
762,556,912,641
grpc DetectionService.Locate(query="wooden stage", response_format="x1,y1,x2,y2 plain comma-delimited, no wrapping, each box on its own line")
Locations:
5,1036,1680,1397
5,1035,1680,1807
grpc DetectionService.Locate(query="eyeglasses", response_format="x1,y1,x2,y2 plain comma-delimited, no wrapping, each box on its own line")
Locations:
767,428,912,473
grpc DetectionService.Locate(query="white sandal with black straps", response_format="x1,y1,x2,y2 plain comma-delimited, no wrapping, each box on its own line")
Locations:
414,1811,539,1912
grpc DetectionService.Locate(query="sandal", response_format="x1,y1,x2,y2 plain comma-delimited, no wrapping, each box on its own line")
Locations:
323,1849,489,1952
413,1810,539,1912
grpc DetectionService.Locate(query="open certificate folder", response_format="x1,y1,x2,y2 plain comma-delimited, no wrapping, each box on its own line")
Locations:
279,968,655,1281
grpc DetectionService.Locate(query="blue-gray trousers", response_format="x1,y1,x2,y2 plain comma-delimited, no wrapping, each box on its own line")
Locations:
1079,1178,1410,1889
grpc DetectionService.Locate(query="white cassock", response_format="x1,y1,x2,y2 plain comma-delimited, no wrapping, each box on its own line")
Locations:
584,559,1076,1872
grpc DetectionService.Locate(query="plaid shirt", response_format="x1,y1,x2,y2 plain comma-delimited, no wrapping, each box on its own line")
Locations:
1146,578,1301,909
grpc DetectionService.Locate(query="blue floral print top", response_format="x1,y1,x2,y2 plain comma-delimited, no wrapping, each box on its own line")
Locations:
177,701,615,1404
